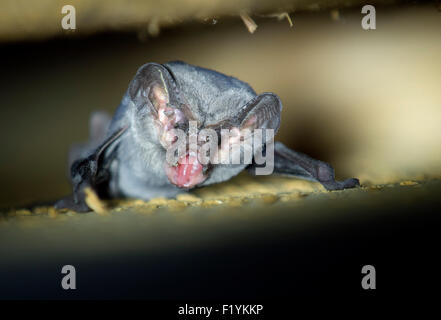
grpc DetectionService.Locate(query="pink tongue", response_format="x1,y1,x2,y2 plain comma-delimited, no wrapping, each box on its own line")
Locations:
176,155,203,187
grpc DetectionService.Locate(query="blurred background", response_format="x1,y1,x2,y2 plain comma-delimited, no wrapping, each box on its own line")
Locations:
0,0,441,301
1,1,440,208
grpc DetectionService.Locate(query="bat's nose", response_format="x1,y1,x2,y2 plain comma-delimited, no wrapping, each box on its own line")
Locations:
165,154,207,188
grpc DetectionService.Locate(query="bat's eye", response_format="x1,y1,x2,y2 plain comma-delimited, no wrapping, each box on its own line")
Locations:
174,122,187,131
203,164,213,175
213,129,222,145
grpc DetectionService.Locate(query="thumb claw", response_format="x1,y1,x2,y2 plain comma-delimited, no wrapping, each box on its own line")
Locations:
342,178,360,188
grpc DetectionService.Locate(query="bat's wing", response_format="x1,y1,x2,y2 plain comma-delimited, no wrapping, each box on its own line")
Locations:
248,141,360,191
55,125,128,212
67,111,113,171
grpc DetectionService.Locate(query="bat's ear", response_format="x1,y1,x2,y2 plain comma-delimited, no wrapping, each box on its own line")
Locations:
128,63,180,114
213,93,282,166
238,93,282,132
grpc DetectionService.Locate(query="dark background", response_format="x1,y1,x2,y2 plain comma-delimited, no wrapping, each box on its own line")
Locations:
0,2,440,306
1,181,440,301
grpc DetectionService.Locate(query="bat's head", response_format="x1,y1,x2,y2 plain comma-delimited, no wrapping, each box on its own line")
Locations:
128,62,282,189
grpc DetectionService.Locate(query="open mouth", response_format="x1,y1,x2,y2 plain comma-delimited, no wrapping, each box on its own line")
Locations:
165,153,207,188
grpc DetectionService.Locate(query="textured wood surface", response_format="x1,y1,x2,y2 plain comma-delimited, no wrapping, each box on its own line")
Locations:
0,0,400,41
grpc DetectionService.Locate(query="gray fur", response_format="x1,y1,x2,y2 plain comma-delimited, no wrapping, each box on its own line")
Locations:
104,61,263,200
57,61,358,212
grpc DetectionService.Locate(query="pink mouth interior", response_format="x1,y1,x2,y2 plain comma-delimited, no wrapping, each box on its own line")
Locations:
166,154,206,188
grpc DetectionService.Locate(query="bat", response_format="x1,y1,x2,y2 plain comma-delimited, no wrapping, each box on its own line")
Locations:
55,61,359,212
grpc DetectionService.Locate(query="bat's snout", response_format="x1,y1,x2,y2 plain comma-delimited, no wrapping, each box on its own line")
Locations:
165,153,207,188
